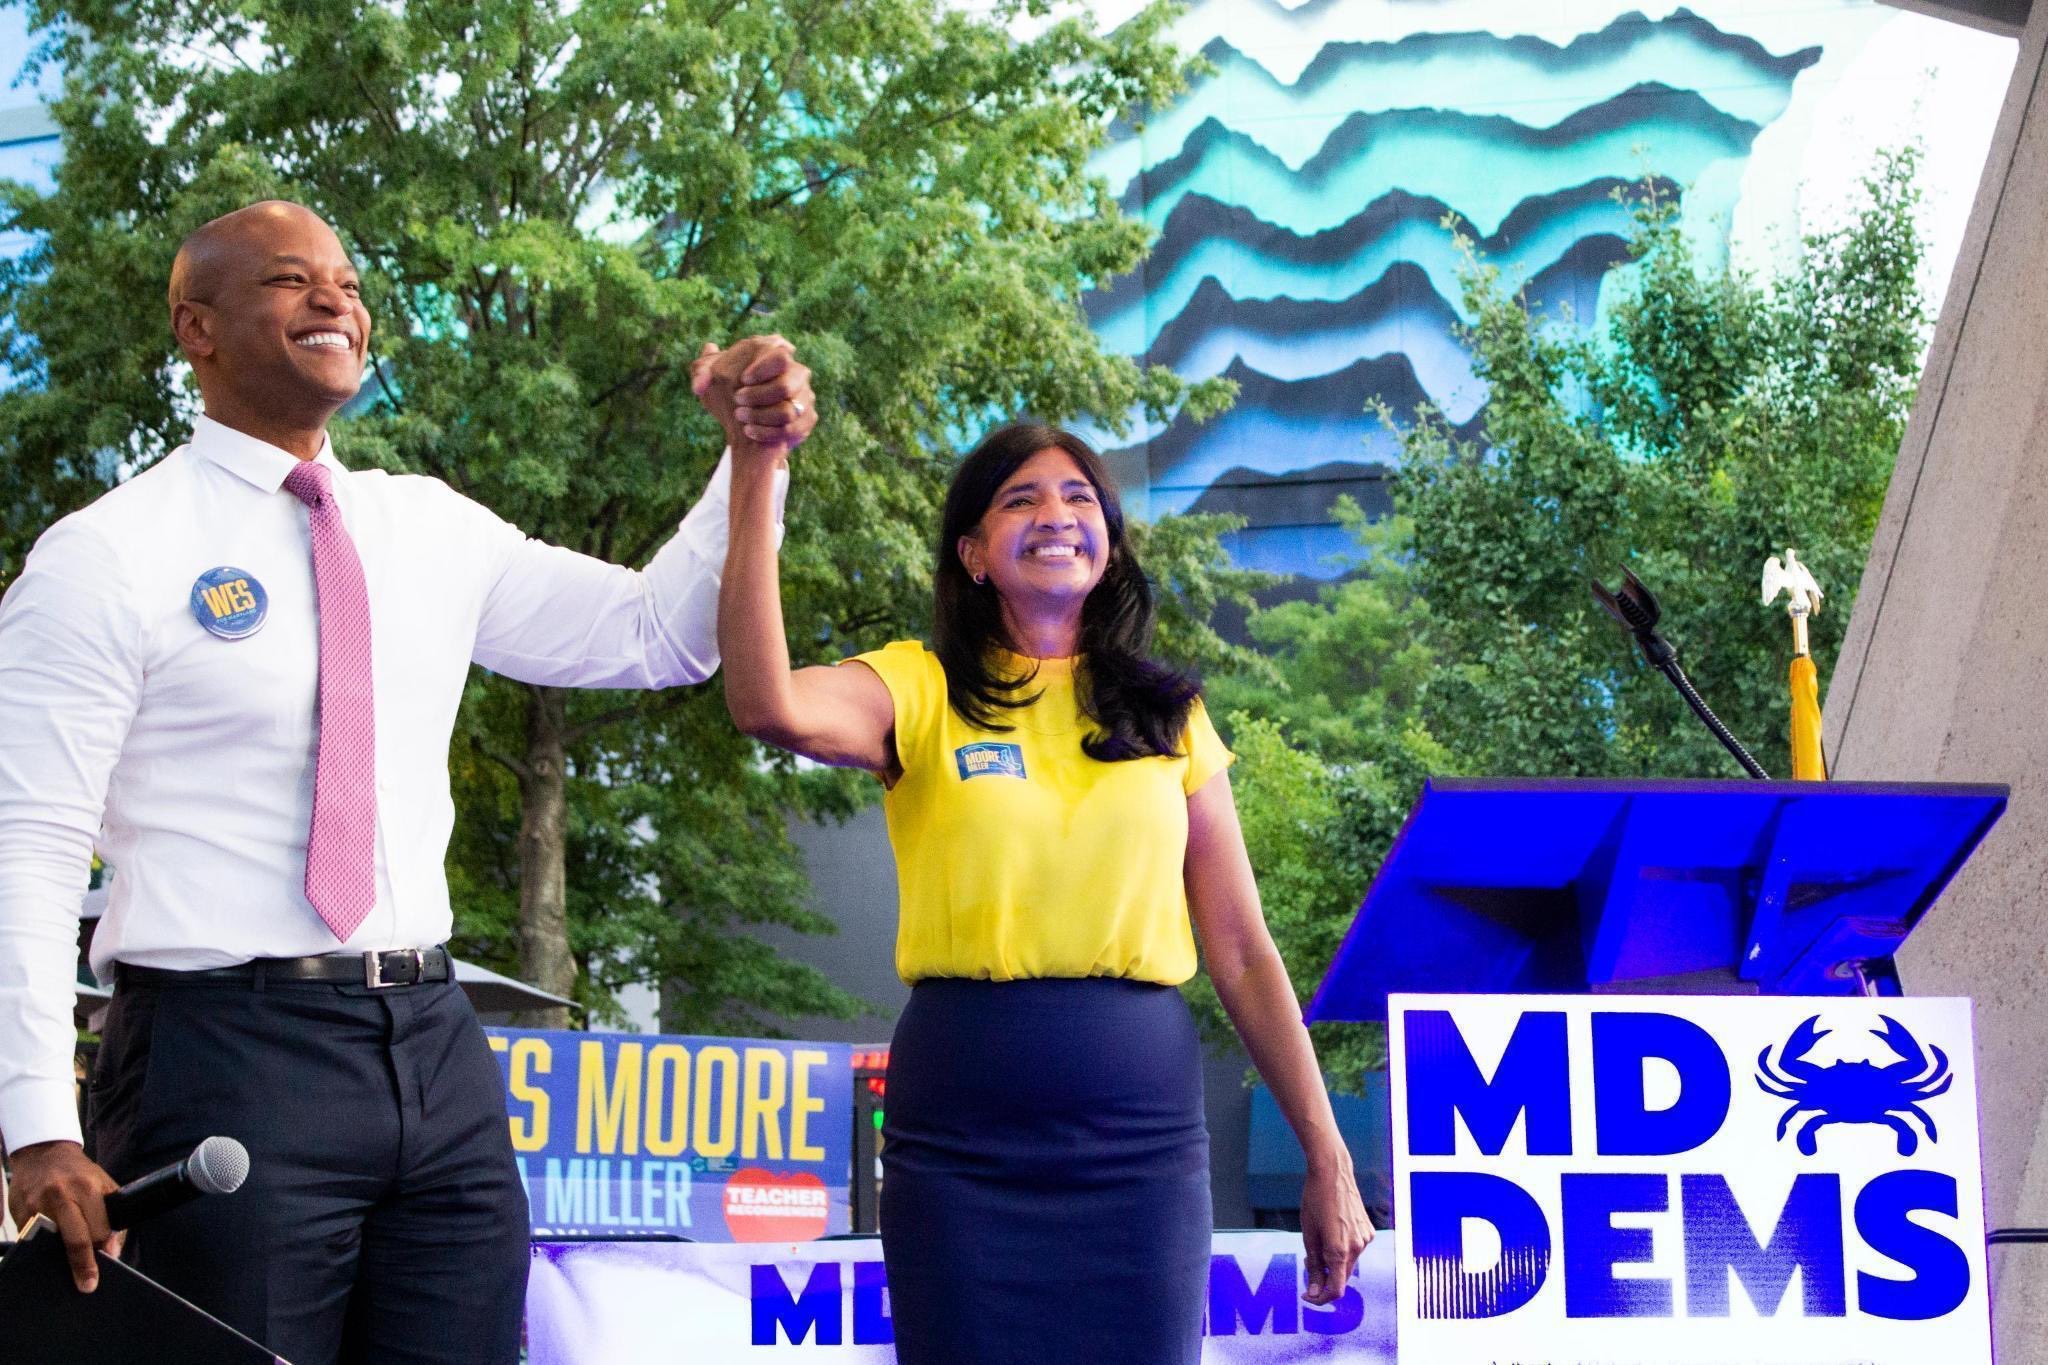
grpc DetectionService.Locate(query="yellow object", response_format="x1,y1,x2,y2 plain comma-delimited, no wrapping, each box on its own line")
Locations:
1789,654,1827,781
845,641,1233,987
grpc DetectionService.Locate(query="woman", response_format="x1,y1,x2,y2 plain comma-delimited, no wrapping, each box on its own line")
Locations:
699,353,1371,1363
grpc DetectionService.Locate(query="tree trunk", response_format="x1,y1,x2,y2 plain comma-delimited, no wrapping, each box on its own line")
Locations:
512,685,575,1028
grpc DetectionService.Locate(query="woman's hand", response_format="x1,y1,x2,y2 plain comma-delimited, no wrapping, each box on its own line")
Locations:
691,335,815,458
1299,1145,1374,1305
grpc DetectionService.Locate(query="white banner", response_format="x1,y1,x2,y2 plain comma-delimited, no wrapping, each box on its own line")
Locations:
1389,994,1990,1365
527,1230,1397,1362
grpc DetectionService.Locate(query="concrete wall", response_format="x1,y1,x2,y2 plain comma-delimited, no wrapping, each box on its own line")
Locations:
1824,3,2048,1353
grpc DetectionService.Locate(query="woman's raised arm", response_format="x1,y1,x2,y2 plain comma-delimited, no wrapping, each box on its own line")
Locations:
694,338,895,774
718,449,896,772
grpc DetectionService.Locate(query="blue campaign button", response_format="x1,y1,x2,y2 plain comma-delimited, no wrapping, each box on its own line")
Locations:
189,566,268,639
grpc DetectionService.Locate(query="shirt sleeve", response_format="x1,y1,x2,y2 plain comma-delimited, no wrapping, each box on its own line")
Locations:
841,642,942,775
1182,695,1235,796
0,519,143,1152
469,448,789,688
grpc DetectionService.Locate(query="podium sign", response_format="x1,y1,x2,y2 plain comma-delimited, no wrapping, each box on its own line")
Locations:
527,1232,1397,1362
1388,994,1991,1364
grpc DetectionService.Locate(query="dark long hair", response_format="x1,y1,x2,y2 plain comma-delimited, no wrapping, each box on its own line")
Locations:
932,422,1199,761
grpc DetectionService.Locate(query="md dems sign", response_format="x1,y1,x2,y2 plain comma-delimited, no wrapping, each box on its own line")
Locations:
1389,994,1989,1364
525,1232,1396,1362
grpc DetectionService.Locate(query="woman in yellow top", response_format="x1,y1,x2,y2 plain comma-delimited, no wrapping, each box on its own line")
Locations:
701,356,1370,1363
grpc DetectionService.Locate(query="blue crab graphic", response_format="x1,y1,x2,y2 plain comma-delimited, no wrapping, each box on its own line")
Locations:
1755,1015,1953,1156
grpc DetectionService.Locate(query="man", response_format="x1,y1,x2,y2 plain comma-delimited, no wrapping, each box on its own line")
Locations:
0,200,813,1363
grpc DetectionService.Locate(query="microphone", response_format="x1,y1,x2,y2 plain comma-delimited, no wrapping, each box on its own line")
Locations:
1589,567,1771,780
103,1135,250,1230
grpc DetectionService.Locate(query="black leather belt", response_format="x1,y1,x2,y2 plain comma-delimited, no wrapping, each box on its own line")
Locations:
118,946,453,990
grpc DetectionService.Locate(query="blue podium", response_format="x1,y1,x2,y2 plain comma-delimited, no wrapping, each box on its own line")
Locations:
1304,778,2008,1023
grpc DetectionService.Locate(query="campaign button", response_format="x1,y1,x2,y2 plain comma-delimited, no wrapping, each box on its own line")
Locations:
189,566,268,640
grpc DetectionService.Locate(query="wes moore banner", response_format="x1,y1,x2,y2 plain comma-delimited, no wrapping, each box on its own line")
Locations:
486,1027,853,1242
1389,994,1989,1364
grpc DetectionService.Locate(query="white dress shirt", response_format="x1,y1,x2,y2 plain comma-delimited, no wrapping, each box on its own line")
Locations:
0,415,781,1151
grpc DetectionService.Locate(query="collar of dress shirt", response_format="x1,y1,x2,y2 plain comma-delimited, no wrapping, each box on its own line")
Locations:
188,412,346,492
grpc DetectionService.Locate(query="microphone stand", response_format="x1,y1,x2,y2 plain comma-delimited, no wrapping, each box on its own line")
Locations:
1590,567,1770,780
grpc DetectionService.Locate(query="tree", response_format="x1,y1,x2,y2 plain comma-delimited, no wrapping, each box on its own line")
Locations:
1205,151,1929,1084
0,0,1231,1027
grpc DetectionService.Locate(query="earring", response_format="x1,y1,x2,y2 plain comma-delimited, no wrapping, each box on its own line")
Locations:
973,572,987,585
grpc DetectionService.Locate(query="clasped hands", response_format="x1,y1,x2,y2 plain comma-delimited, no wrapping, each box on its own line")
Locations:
692,334,816,462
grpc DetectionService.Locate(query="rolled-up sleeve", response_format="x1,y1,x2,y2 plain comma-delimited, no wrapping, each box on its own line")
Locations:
0,520,141,1152
470,449,788,688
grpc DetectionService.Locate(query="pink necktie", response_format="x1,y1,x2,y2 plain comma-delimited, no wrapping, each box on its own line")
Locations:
283,461,378,941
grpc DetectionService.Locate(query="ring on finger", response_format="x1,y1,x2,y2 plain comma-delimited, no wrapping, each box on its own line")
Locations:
793,399,806,417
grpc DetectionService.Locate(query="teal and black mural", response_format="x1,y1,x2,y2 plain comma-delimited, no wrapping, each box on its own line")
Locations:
1079,1,1999,578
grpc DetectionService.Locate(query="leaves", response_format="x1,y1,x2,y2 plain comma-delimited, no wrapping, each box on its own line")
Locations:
0,0,1216,1027
1204,152,1928,1088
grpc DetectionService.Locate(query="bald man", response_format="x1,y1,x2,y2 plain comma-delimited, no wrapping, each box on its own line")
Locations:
0,202,815,1363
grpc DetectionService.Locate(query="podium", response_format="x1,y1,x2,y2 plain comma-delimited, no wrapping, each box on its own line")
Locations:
1317,778,2010,1364
1304,777,2009,1023
0,1218,281,1363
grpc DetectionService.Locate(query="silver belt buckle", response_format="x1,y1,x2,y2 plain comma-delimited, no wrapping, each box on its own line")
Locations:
365,948,425,989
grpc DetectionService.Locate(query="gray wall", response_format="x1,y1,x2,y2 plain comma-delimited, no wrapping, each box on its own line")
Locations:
770,804,1255,1226
1825,4,2048,1353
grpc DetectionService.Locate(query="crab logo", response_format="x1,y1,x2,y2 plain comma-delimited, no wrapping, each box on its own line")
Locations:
1755,1015,1953,1156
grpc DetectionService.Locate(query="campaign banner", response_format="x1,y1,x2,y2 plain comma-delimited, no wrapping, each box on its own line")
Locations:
486,1027,853,1242
1388,994,1990,1365
526,1231,1397,1362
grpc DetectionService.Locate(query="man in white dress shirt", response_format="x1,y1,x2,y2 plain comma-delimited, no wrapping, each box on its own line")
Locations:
0,200,814,1362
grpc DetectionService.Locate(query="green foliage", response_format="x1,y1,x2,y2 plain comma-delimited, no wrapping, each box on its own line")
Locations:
1206,151,1929,1086
0,0,1228,1029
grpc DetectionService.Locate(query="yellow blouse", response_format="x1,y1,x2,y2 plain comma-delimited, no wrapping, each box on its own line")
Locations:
845,641,1234,986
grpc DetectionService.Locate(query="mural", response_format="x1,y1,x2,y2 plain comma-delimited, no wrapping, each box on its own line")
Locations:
1079,1,2014,578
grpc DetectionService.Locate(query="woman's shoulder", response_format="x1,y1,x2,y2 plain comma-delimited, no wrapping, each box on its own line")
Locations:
848,639,941,674
845,639,946,702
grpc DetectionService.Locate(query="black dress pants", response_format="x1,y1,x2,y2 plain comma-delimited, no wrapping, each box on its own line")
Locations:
87,972,530,1365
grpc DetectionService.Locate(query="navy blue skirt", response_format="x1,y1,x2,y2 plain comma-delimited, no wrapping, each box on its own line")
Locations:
881,977,1212,1365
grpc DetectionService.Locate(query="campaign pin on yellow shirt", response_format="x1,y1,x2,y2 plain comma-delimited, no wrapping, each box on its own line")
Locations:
189,566,268,640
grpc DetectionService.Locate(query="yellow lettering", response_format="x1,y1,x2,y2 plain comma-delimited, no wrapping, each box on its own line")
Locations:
643,1043,692,1157
202,585,233,617
508,1038,552,1153
692,1046,740,1158
230,580,255,613
741,1048,788,1160
789,1050,828,1161
576,1041,642,1155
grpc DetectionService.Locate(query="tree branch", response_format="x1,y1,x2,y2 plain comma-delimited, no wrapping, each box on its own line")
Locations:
472,731,533,784
564,687,698,746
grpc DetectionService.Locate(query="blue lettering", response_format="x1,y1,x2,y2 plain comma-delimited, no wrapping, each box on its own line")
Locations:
1562,1173,1670,1318
1593,1012,1730,1156
1855,1170,1969,1320
1681,1174,1845,1316
751,1263,842,1345
1302,1269,1364,1336
1207,1253,1299,1336
853,1260,894,1344
1409,1171,1550,1319
1405,1010,1571,1156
